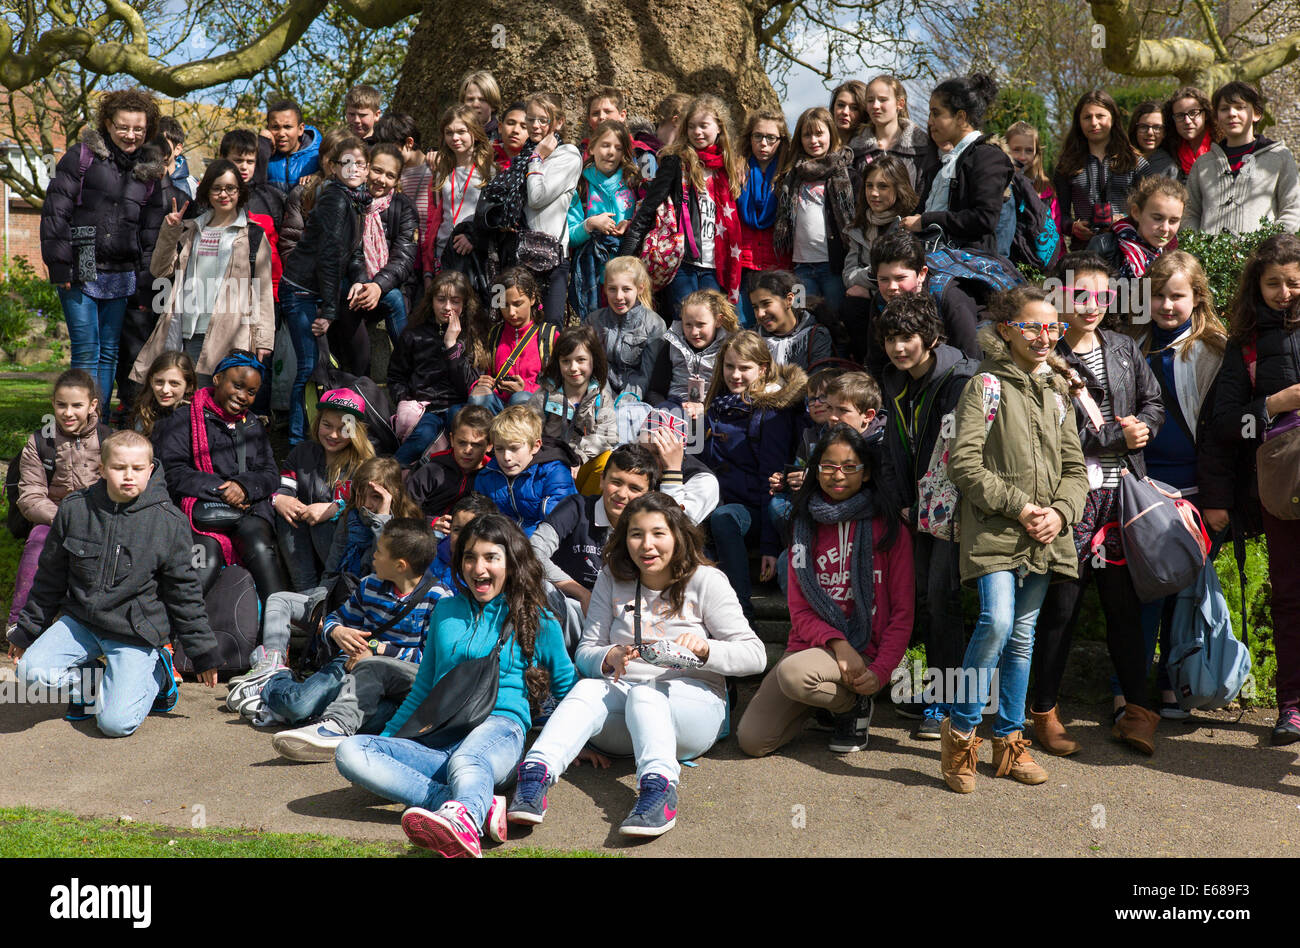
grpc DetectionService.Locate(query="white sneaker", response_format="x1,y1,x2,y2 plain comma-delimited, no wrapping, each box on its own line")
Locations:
228,648,285,689
271,719,350,762
485,794,508,844
224,659,288,713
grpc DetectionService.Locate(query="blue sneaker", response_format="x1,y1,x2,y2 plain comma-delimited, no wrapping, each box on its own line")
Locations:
150,647,180,715
916,705,946,740
618,774,678,838
64,701,91,722
507,761,550,825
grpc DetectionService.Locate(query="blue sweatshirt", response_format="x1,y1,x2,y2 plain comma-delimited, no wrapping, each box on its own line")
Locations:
322,574,443,664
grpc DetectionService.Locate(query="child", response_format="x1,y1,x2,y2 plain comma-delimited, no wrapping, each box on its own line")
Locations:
277,125,352,262
407,405,493,522
389,270,488,467
527,325,618,482
1004,121,1062,242
1163,86,1216,184
773,106,858,317
264,98,322,194
1204,234,1300,745
751,269,834,371
653,93,692,153
7,369,108,639
131,351,196,439
1127,101,1177,179
1183,81,1300,235
829,80,867,142
585,86,628,136
507,493,764,838
467,267,560,414
336,513,577,857
344,84,383,143
375,112,433,241
523,92,583,327
12,430,221,736
567,121,641,321
584,256,666,402
429,492,499,594
1089,175,1185,280
877,294,978,736
737,109,791,328
217,129,285,297
324,455,421,583
738,425,914,756
474,405,578,537
272,388,376,591
459,70,502,140
941,286,1088,792
420,106,494,291
848,74,935,186
702,330,807,622
842,154,916,362
664,289,738,414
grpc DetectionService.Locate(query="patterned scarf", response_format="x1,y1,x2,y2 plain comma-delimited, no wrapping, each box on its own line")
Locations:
791,488,876,653
695,144,742,304
361,191,394,280
1112,216,1171,279
773,149,856,257
182,386,248,567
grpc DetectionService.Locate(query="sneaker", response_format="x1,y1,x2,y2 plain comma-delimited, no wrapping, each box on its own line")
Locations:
1159,700,1191,721
64,701,91,722
228,646,284,688
916,710,944,740
807,708,835,732
162,643,183,684
507,760,550,825
485,794,508,844
225,661,288,714
401,802,482,858
1272,707,1300,746
618,774,678,838
271,719,350,762
828,695,874,753
531,692,559,730
150,647,180,714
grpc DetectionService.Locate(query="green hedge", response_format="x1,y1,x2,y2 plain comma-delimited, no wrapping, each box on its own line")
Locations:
1174,225,1286,316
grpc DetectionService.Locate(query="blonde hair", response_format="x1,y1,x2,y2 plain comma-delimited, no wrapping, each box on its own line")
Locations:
1128,174,1188,218
680,289,739,332
432,105,495,193
525,92,568,142
344,84,382,113
311,406,375,486
101,429,153,465
1139,251,1227,359
459,71,503,112
664,95,745,198
490,404,543,446
602,256,655,310
705,330,775,405
1005,121,1050,193
826,371,881,414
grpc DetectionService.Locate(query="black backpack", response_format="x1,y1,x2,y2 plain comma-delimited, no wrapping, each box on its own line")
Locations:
173,565,260,676
5,423,111,540
305,335,399,456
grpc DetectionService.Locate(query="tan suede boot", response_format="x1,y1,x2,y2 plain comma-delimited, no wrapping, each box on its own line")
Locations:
991,731,1048,785
1030,706,1081,756
940,718,982,793
1111,704,1159,756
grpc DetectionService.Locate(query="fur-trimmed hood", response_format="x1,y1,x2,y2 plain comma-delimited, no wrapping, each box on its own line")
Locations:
80,126,167,182
751,361,808,411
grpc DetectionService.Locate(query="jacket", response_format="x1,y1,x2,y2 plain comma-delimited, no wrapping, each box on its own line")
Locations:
349,191,420,295
774,153,859,276
387,318,478,410
736,154,790,272
15,411,105,526
279,180,366,320
665,326,729,403
619,153,739,275
947,326,1089,583
40,128,167,284
276,440,352,506
264,125,322,194
848,118,938,188
915,135,1014,254
1054,153,1152,249
278,182,311,261
760,311,834,371
407,448,487,521
524,143,583,251
566,166,638,248
584,302,667,400
473,444,578,537
527,381,618,464
1182,139,1300,235
12,463,221,673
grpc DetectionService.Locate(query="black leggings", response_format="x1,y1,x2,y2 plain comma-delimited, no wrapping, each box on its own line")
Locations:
327,307,372,378
194,515,290,603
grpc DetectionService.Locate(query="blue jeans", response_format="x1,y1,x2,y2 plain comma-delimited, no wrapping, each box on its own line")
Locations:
394,409,447,467
668,265,721,319
793,261,845,317
262,653,347,724
709,503,762,620
17,613,167,738
334,713,526,829
467,390,534,415
280,283,320,444
58,286,128,407
949,569,1050,738
377,287,407,343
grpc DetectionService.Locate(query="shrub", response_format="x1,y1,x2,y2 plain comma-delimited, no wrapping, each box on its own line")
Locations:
1176,224,1286,318
0,256,60,352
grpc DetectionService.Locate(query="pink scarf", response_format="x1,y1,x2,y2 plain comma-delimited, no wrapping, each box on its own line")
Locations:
696,144,743,304
361,192,394,280
181,387,247,567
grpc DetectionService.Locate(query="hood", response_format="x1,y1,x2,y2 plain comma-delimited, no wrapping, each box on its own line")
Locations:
881,342,976,399
61,407,102,440
87,459,171,513
582,164,625,193
293,125,322,159
761,310,819,341
81,127,167,183
752,362,808,412
850,117,932,158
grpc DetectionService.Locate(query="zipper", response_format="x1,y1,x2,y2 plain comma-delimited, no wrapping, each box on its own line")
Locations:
99,507,118,594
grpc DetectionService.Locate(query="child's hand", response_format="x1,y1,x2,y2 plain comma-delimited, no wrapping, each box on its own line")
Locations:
311,317,331,336
759,555,778,583
344,652,370,672
681,400,703,420
851,667,881,696
198,668,218,687
1203,508,1230,533
217,480,248,508
846,284,872,299
585,212,617,235
602,644,639,681
535,133,558,160
574,745,612,769
768,471,785,493
272,494,306,524
369,480,393,516
330,626,371,658
8,644,24,662
442,310,462,343
1120,416,1149,450
648,427,685,472
164,196,190,227
498,374,525,394
432,514,452,535
786,469,805,491
829,639,868,690
674,632,710,661
471,374,495,396
302,501,338,525
1071,220,1095,241
452,233,474,255
900,214,922,232
1017,503,1046,530
1026,507,1064,545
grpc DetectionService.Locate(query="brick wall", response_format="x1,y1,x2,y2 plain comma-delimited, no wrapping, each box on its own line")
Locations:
5,199,45,278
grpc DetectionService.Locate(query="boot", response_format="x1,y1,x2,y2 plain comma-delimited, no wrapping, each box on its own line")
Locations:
1111,704,1159,756
991,731,1048,785
1030,706,1081,756
940,718,982,793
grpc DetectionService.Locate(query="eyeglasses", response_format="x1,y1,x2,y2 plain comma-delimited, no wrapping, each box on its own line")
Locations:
751,133,781,144
209,185,240,196
817,462,866,476
1134,124,1164,134
805,394,828,406
1007,321,1067,340
1064,286,1117,307
1173,108,1206,122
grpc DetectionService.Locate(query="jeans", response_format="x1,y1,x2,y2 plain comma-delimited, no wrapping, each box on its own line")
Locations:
276,512,338,591
526,677,726,784
259,587,327,656
949,569,1050,738
466,390,534,415
262,653,348,724
335,713,526,829
793,261,845,317
708,503,761,620
17,613,166,738
58,286,128,407
376,287,407,342
280,283,321,445
394,409,446,467
668,265,721,319
8,524,50,627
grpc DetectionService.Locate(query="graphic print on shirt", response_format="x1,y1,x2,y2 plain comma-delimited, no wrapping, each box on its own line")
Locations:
697,190,718,246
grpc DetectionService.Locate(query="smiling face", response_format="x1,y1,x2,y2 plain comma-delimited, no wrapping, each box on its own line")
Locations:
266,109,305,156
626,510,675,581
750,287,797,335
560,343,594,392
525,105,554,142
462,538,507,602
884,331,933,378
817,439,867,501
680,302,719,351
801,119,831,159
53,384,96,435
367,153,402,198
1150,271,1196,331
106,109,148,154
443,119,474,158
334,149,367,188
832,92,861,133
1131,109,1165,154
104,444,152,503
212,366,261,416
316,408,351,455
722,349,763,394
591,129,624,175
863,166,897,214
1135,193,1183,249
1260,262,1300,312
494,437,540,478
150,367,187,410
1064,269,1111,335
500,108,529,155
604,271,639,315
207,170,241,214
865,79,900,130
1079,103,1113,145
600,464,651,524
686,110,720,151
999,299,1060,370
806,385,831,425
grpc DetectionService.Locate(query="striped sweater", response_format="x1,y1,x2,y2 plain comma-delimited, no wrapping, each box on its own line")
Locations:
321,574,442,664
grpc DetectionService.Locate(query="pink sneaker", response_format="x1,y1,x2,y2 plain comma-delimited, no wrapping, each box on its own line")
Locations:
485,794,507,844
401,802,482,858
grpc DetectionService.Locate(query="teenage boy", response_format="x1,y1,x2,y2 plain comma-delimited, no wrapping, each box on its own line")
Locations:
877,293,977,738
344,85,383,144
263,98,321,194
375,112,431,239
407,405,494,518
475,405,578,537
11,431,220,737
641,423,719,525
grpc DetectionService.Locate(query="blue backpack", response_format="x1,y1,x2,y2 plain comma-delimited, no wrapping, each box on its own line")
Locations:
924,245,1025,306
1167,562,1253,712
1008,170,1062,272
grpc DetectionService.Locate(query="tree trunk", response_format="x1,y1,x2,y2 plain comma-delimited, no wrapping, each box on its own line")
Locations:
392,0,778,145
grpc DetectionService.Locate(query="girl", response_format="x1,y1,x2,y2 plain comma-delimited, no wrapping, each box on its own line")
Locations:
738,425,914,757
664,288,738,414
41,87,166,410
8,369,106,638
527,325,618,481
134,158,275,386
942,287,1088,792
1182,81,1300,236
324,455,420,581
829,80,867,142
773,106,857,318
1090,175,1186,280
473,102,535,276
1005,121,1062,241
842,154,916,360
279,125,352,261
459,70,502,141
131,350,196,438
156,351,289,603
420,106,495,292
620,95,746,315
1052,90,1152,251
1128,100,1177,179
567,120,641,321
1030,252,1166,758
468,267,560,414
335,513,576,858
750,269,835,371
1162,86,1217,185
702,330,807,622
389,270,488,466
507,493,764,838
522,92,583,328
737,109,791,329
279,135,372,445
1204,234,1300,746
272,388,377,591
848,74,935,187
584,255,666,403
904,73,1011,255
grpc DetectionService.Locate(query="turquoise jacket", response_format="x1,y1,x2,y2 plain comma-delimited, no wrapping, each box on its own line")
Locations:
567,166,637,247
382,590,576,739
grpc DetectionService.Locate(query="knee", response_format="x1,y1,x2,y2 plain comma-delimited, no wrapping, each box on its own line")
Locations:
334,734,370,780
96,703,147,738
734,714,775,758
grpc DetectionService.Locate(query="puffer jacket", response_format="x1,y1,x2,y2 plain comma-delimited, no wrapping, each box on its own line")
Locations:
264,125,322,194
473,442,579,537
40,128,167,284
387,318,479,411
665,326,729,403
527,381,618,464
584,302,667,400
848,118,938,188
349,191,420,295
947,326,1089,583
15,411,105,526
280,180,368,320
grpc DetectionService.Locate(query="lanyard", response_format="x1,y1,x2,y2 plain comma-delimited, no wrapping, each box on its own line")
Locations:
449,163,476,225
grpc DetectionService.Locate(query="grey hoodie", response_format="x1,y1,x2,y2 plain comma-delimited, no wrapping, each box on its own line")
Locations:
665,325,729,403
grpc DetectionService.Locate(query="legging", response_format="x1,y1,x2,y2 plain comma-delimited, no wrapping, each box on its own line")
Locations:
193,514,290,603
327,306,372,378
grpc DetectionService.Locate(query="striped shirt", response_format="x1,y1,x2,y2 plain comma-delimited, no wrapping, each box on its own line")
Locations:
321,574,442,665
1078,346,1124,487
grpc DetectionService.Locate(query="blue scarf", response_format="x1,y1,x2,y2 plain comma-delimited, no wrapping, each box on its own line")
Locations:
738,154,781,229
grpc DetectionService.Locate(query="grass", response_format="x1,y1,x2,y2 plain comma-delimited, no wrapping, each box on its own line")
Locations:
0,807,617,858
0,376,52,462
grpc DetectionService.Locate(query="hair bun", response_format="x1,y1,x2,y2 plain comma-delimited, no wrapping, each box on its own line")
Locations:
969,73,999,106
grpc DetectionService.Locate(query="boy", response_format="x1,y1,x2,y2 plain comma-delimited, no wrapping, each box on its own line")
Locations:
345,85,383,144
407,405,494,517
474,406,577,537
219,129,286,231
158,116,197,199
824,371,880,433
586,87,628,133
263,98,322,194
766,365,844,547
429,492,499,592
877,293,977,738
642,423,719,525
11,431,220,737
374,112,431,238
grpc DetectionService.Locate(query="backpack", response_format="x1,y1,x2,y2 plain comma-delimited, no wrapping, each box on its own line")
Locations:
924,245,1024,309
1008,170,1063,272
5,423,111,540
486,321,557,378
305,336,398,456
1167,562,1253,711
916,373,1000,541
172,565,261,675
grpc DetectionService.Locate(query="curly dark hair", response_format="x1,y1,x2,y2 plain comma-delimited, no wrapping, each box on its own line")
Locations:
97,88,162,142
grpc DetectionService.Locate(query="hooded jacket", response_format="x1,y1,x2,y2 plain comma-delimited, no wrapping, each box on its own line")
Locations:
760,311,834,371
12,463,221,673
1182,139,1300,235
585,302,667,400
947,326,1089,583
527,381,618,464
567,165,638,248
915,133,1014,254
407,448,487,521
849,118,938,188
15,410,105,526
665,325,729,403
264,125,322,194
473,442,578,537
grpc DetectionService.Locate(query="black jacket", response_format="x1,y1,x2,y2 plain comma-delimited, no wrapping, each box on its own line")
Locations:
40,128,167,284
915,135,1013,254
1056,329,1165,479
348,191,419,295
156,403,281,524
278,183,310,261
407,449,483,520
620,153,732,267
387,319,479,410
865,285,982,378
12,464,221,672
276,440,338,505
280,180,368,320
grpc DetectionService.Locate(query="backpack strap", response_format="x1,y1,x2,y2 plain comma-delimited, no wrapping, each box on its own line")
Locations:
35,431,57,485
75,143,94,208
539,323,557,367
980,373,1001,433
247,220,265,273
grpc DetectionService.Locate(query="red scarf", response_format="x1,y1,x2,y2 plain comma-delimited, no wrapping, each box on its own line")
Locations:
1176,132,1211,175
695,144,742,304
181,387,247,567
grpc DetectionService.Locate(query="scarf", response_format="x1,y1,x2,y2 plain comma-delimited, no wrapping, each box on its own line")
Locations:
568,232,620,321
792,488,876,652
181,387,248,567
361,191,393,279
1112,216,1171,279
1177,132,1212,175
773,149,856,258
695,144,743,303
738,153,781,230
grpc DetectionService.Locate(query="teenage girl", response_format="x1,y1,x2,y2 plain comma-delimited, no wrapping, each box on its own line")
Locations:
848,74,936,187
829,80,867,143
736,108,791,328
1005,121,1062,240
1162,86,1217,185
1128,100,1177,179
468,267,560,414
842,153,916,361
523,92,583,328
1090,175,1186,280
567,120,642,321
421,106,495,293
131,351,196,439
584,255,666,403
527,325,618,479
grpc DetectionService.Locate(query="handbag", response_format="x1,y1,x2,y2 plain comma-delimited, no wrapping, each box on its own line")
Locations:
191,422,248,532
391,622,514,748
640,188,687,290
632,580,702,670
1257,411,1300,520
1110,470,1210,603
515,228,562,274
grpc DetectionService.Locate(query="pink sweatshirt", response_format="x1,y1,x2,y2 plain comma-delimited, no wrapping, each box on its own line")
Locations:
493,320,545,396
786,516,915,685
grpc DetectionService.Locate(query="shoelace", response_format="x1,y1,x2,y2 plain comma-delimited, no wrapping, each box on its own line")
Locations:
952,733,982,773
516,764,547,805
994,736,1031,778
630,776,669,817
